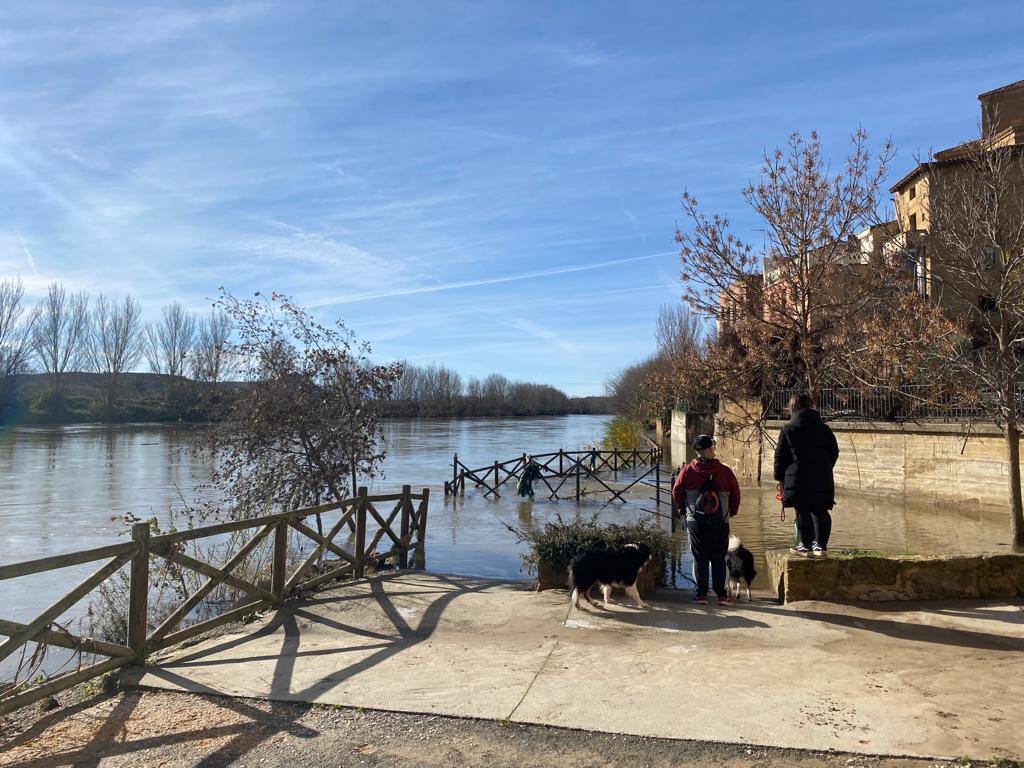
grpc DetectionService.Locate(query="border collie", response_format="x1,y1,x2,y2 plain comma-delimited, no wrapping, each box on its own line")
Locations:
725,535,757,601
569,543,651,610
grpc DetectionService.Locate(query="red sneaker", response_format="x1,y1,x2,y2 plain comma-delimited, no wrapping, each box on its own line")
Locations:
718,595,734,606
693,595,708,605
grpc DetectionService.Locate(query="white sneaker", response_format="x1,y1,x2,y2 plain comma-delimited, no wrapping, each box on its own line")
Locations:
789,544,811,556
811,544,826,557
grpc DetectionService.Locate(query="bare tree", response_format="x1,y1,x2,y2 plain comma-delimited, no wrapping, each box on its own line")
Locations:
923,134,1024,547
654,303,703,364
90,294,144,415
0,278,35,418
676,129,898,398
31,283,89,396
146,302,197,383
205,291,403,515
191,310,233,383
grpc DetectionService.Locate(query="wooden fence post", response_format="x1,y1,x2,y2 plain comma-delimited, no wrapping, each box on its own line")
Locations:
414,488,429,569
399,485,411,569
558,449,564,476
452,454,458,495
128,523,150,661
271,520,288,600
494,461,499,487
575,456,581,501
355,487,368,579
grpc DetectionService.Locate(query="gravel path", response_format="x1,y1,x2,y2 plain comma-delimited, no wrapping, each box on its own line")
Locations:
1,689,1006,768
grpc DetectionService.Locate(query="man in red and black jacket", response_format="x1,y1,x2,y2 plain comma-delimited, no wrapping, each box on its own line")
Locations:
671,434,741,606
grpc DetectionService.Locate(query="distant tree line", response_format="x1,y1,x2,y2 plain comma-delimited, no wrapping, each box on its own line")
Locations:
381,362,605,417
0,279,609,424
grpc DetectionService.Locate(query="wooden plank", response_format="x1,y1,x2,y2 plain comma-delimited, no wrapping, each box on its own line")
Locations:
0,542,136,582
156,549,275,603
0,552,133,666
288,516,357,564
147,499,352,548
288,501,361,590
0,618,134,659
364,501,403,550
354,488,368,579
156,599,270,650
293,562,354,593
271,521,287,599
147,524,275,646
0,655,133,717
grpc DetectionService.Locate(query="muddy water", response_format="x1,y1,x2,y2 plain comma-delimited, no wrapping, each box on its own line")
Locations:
0,417,1014,640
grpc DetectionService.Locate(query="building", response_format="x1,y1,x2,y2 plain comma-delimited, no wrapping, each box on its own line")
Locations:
888,79,1024,303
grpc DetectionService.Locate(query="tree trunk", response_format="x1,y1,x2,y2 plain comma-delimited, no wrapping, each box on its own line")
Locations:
1006,424,1024,550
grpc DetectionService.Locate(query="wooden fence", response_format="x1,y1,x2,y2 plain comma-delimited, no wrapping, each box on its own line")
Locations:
0,485,429,716
444,448,662,503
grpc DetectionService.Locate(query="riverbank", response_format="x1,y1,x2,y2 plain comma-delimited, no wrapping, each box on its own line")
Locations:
3,688,1006,768
126,572,1024,760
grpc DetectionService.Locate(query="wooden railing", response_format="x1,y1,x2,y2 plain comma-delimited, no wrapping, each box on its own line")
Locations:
444,448,661,502
0,485,429,716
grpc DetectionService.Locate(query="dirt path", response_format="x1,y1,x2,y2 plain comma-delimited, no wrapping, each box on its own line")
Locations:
0,690,1006,768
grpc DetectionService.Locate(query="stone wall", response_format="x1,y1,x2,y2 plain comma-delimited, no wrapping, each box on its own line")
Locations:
765,549,1024,603
706,399,1016,506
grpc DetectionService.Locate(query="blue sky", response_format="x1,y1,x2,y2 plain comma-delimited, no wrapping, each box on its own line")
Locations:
1,2,1022,395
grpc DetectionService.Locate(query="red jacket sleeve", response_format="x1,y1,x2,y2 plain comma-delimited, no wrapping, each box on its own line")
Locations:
724,467,741,516
671,465,688,514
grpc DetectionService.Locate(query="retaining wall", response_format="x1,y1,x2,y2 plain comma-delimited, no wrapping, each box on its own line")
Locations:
765,549,1024,603
694,400,1017,506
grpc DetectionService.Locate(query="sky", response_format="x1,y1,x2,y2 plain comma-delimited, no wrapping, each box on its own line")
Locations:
1,2,1022,395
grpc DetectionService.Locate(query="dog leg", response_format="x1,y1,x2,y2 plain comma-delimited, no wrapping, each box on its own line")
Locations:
625,583,648,608
571,587,580,610
584,585,601,609
745,583,752,601
601,584,613,607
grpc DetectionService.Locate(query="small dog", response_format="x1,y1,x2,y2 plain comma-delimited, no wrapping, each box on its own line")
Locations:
569,543,651,610
725,535,757,601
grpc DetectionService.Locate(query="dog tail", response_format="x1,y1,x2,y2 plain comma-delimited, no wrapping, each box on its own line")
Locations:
727,534,742,552
567,564,577,608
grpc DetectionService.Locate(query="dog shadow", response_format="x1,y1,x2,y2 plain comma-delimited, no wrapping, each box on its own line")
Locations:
569,593,770,632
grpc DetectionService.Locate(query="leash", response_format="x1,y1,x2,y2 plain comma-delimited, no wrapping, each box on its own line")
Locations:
776,482,785,522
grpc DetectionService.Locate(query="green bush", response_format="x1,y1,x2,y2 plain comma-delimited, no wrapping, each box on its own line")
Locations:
602,415,646,451
517,514,671,584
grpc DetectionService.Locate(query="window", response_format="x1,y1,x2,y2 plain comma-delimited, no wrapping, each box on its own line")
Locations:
909,213,917,230
909,185,917,200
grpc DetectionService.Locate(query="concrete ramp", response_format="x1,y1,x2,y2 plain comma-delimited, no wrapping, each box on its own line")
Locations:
127,572,1024,760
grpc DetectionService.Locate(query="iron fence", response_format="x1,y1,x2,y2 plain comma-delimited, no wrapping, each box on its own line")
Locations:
765,386,989,422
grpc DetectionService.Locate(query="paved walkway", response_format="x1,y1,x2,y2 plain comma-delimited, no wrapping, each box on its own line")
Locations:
127,572,1024,760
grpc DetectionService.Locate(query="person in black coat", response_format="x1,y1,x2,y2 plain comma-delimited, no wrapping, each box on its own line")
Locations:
773,393,840,556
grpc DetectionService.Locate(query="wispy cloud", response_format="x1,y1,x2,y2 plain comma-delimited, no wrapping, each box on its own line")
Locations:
311,251,674,307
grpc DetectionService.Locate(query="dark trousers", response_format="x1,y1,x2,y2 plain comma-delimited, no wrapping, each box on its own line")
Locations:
796,506,832,549
688,514,728,596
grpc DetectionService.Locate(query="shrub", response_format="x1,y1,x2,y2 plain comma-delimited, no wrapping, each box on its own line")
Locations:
602,415,647,451
516,514,671,586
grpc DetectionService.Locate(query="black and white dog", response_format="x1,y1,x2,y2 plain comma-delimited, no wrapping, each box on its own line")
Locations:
725,535,757,601
569,543,651,610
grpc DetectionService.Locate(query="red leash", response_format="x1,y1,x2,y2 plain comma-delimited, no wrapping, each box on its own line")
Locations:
776,483,785,522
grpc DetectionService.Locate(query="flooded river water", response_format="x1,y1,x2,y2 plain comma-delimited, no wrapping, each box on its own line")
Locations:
0,416,1014,638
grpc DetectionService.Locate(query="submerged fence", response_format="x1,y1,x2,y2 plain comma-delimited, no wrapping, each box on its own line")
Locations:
444,448,662,504
0,485,429,716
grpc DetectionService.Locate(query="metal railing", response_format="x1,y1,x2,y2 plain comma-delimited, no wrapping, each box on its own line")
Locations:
765,386,988,422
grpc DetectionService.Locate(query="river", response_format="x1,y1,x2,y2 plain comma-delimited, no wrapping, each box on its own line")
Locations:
0,416,1014,641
